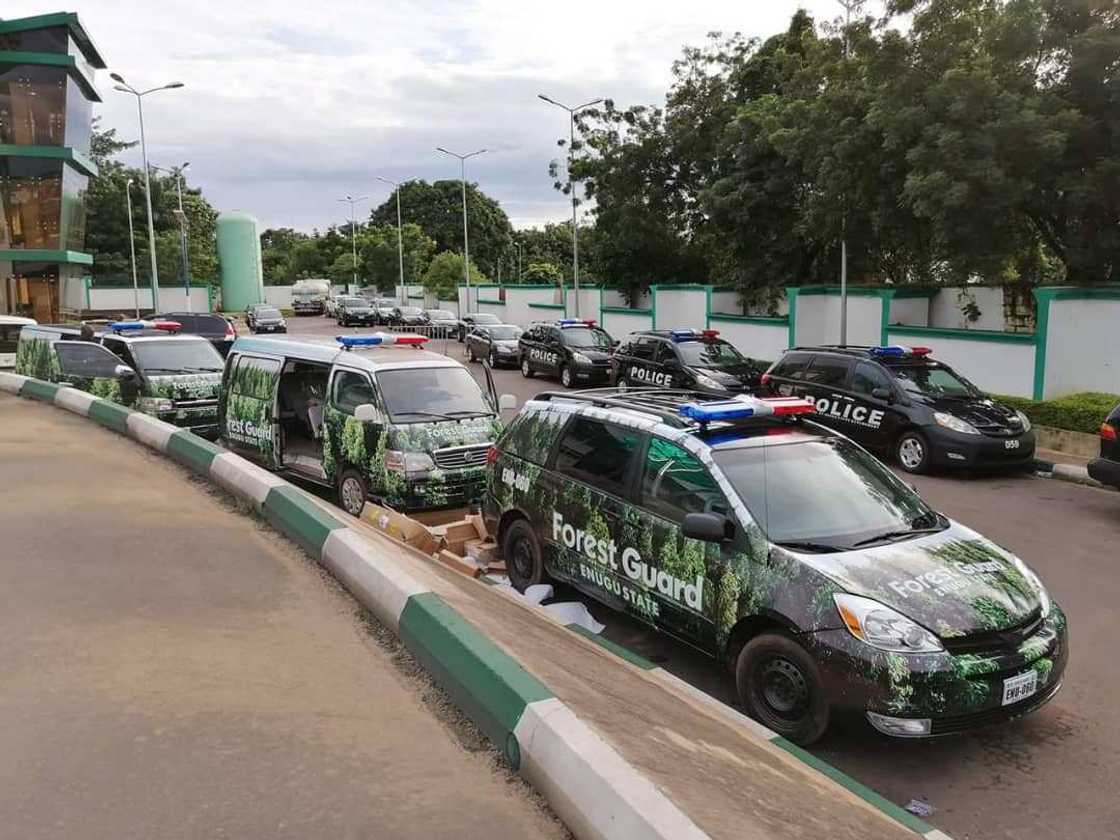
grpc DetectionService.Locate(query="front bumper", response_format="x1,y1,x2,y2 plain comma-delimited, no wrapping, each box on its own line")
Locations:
811,603,1068,737
572,362,612,384
927,427,1036,469
156,406,220,440
383,467,487,512
341,316,377,325
254,323,286,333
1088,457,1120,488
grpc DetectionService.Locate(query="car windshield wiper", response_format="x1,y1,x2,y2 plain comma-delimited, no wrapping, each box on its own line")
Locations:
181,366,223,372
392,410,456,421
851,526,945,548
774,540,847,554
443,410,491,418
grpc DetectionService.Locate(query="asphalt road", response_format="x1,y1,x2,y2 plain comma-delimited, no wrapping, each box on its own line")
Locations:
280,314,1120,839
0,391,564,840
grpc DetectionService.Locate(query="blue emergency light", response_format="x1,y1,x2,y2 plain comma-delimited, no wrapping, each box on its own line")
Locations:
671,329,720,342
679,400,757,423
869,345,908,358
108,321,146,332
335,335,386,348
670,329,697,340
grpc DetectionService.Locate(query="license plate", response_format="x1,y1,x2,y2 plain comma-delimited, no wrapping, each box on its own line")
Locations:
1002,670,1038,706
1005,439,1020,450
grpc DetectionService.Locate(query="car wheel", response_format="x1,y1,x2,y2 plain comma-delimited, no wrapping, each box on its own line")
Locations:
489,350,498,368
896,430,930,474
337,468,368,518
458,326,466,343
502,518,546,592
737,631,829,746
521,358,535,378
467,345,477,362
560,365,573,388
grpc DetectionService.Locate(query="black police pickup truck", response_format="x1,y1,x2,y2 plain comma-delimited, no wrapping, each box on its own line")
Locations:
762,345,1035,474
612,329,761,395
519,319,614,388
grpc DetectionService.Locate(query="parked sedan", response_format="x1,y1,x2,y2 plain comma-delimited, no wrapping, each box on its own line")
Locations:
337,298,379,326
465,324,523,367
247,306,287,334
157,311,238,357
457,311,502,342
424,309,460,338
1088,403,1120,489
391,306,428,327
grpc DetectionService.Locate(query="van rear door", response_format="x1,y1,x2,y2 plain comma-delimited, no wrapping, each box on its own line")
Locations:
221,352,282,466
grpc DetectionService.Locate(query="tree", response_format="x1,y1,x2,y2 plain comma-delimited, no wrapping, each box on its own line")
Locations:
357,222,437,292
422,251,488,299
369,180,513,278
521,261,564,285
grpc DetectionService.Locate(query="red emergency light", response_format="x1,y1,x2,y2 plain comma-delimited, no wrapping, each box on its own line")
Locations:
760,396,816,416
152,321,182,332
392,334,430,346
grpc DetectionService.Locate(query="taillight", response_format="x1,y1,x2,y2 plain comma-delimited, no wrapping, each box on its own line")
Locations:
486,446,500,466
1101,423,1117,441
760,372,772,387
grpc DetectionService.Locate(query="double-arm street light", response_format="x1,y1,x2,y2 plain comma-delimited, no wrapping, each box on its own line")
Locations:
125,178,140,317
836,0,863,345
110,73,184,309
538,94,602,317
436,146,487,315
376,176,411,305
337,194,369,294
153,162,192,310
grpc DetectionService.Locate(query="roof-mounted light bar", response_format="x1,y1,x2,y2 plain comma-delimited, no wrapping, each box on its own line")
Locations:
107,319,181,333
670,328,722,342
335,332,430,350
558,319,597,328
679,394,816,425
869,345,932,358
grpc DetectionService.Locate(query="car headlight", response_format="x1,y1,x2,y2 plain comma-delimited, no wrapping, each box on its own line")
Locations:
139,396,175,414
693,371,728,391
934,411,981,435
1007,554,1051,618
1016,410,1032,433
384,450,435,473
833,593,944,654
572,352,591,365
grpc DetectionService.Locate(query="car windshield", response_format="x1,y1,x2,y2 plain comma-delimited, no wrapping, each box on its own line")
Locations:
427,310,455,319
561,327,612,349
891,363,979,398
713,437,939,551
131,339,225,373
676,340,747,367
487,326,522,340
399,307,422,316
258,308,282,318
376,367,493,422
472,314,500,325
342,300,367,309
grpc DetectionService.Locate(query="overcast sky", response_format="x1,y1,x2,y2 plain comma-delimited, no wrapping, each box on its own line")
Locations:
11,1,868,232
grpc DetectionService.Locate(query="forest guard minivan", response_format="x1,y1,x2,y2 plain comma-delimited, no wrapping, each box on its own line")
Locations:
218,333,516,515
484,388,1066,744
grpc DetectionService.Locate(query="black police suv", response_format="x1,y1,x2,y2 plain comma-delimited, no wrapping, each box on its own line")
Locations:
762,345,1035,474
612,329,761,395
246,306,287,334
391,305,428,327
465,323,523,368
1088,403,1120,489
519,319,614,388
337,299,379,327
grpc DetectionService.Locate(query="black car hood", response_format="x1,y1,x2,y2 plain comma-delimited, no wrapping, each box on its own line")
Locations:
692,362,760,386
574,349,612,363
786,521,1043,638
910,393,1024,431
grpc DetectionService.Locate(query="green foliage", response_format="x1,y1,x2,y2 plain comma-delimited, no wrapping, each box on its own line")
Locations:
358,222,436,293
422,251,488,299
996,391,1119,434
520,261,564,285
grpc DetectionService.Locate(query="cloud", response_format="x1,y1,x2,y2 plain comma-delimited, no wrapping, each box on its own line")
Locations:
7,0,875,231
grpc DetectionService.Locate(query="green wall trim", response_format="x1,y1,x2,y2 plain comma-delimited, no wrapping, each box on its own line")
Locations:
0,12,108,68
1,248,94,266
496,284,560,290
0,144,99,177
0,50,101,102
709,313,789,326
1033,285,1120,301
262,485,347,556
84,275,91,309
880,295,892,346
650,284,658,328
1026,286,1120,400
785,287,800,348
705,285,712,329
601,306,652,315
649,283,709,290
887,324,1036,345
528,302,565,310
792,285,900,298
889,287,940,299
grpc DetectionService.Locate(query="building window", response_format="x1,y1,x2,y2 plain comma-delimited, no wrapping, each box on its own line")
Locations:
0,65,68,146
0,27,69,54
0,158,65,250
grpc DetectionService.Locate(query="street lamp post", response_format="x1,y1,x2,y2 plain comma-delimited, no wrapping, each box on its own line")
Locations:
336,194,369,295
836,0,862,345
110,74,184,311
538,94,602,318
125,178,140,317
376,176,410,305
153,162,191,310
516,241,523,283
436,147,487,316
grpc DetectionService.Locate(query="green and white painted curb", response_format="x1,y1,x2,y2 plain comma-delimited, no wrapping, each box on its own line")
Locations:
1,373,706,840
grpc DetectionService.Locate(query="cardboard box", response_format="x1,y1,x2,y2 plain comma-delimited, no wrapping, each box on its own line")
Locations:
437,549,483,578
360,502,444,556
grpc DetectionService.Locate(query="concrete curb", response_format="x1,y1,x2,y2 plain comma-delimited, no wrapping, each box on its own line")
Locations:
1031,457,1107,490
3,379,709,840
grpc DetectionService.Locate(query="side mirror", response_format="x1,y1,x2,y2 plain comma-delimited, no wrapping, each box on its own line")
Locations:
612,340,620,348
498,393,518,411
681,512,733,543
114,364,137,380
871,387,892,402
354,403,379,423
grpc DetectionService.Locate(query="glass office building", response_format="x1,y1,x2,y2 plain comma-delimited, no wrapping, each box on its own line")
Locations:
0,12,103,321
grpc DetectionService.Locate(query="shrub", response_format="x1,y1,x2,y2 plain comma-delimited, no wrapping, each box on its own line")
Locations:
994,392,1120,435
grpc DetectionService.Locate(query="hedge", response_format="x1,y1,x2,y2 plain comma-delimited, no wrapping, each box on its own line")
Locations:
995,392,1119,435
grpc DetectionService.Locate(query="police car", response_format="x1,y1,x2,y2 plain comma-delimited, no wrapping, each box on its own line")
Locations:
484,389,1066,744
519,319,614,388
761,345,1036,474
612,329,761,394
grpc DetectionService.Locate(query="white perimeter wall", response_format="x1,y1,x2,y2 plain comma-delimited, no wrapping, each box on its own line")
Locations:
653,289,708,330
888,297,929,327
887,330,1035,397
709,318,789,363
565,288,602,323
602,289,650,309
86,286,209,314
477,299,507,320
1043,298,1120,397
710,290,790,318
795,295,882,347
503,288,558,326
929,287,1006,331
601,309,652,337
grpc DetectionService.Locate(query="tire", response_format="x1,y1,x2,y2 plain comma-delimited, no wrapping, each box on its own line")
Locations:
521,358,535,378
467,345,477,363
560,365,573,388
489,350,498,369
502,518,546,592
337,468,368,518
736,631,829,745
896,430,931,474
458,326,466,343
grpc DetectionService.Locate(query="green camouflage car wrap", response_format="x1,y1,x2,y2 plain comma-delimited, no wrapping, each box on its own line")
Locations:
485,399,1067,733
322,405,503,510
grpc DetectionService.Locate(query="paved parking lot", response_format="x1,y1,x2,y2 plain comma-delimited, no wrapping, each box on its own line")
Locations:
279,313,1120,839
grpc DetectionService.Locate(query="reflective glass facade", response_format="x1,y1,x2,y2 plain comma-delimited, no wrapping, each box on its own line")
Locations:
0,25,69,54
0,65,69,146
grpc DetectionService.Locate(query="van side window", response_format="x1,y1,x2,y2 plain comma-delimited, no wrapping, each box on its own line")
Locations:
802,356,851,389
653,342,677,365
101,337,137,369
332,370,377,414
773,352,811,379
630,337,657,361
852,362,892,396
55,342,125,378
554,416,640,498
641,437,727,522
232,355,280,400
502,407,567,466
